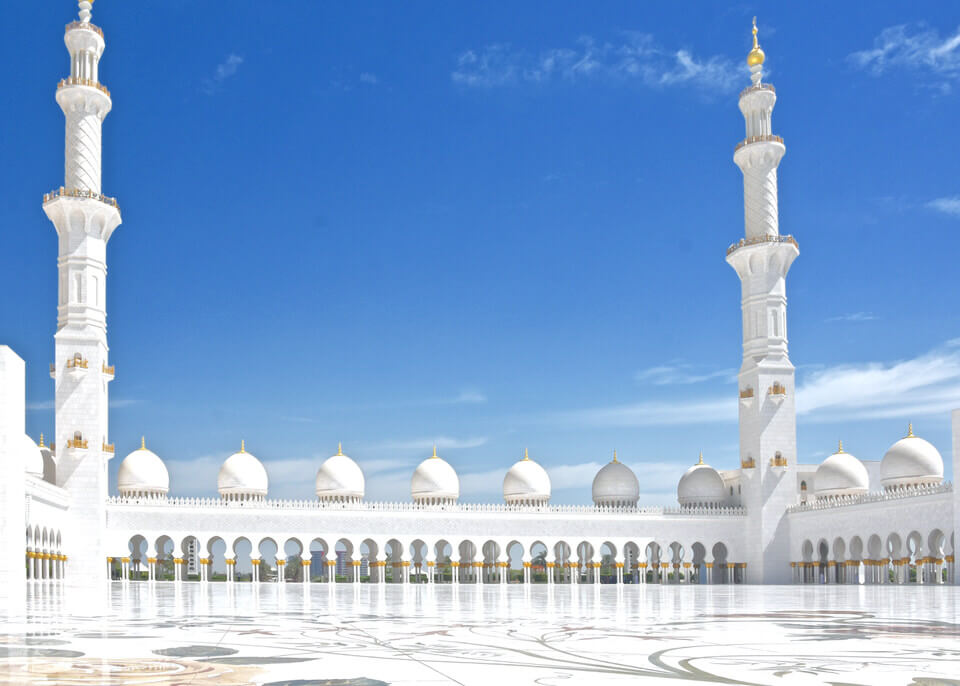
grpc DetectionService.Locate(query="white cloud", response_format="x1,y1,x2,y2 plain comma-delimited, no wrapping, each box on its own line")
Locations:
824,312,878,323
452,34,741,93
27,397,138,411
849,24,960,91
359,72,379,85
26,400,54,411
555,341,960,427
364,435,488,454
450,390,487,404
928,196,960,216
636,363,737,385
203,54,244,94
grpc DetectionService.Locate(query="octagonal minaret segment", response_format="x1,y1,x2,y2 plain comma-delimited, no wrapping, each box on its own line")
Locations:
43,0,121,584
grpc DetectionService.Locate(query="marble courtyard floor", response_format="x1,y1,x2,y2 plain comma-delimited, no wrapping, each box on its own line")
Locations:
0,583,958,685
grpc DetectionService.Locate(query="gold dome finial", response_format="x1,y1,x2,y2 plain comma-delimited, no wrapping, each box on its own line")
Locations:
837,440,843,453
523,448,529,461
747,17,765,67
612,449,618,463
697,450,704,465
39,433,45,448
240,439,245,453
141,436,146,450
337,441,343,456
432,444,438,459
907,423,914,438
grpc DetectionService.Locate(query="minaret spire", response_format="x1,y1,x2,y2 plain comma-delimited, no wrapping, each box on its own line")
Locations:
78,1,93,24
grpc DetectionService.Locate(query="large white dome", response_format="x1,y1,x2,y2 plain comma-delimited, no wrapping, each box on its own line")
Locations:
591,452,639,507
316,444,365,502
503,450,551,505
677,454,725,507
23,434,43,479
117,438,169,497
814,443,868,499
880,426,943,490
411,447,459,505
218,442,268,501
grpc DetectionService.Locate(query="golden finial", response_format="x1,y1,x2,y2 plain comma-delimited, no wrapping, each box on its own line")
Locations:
523,448,529,461
907,423,914,438
337,441,343,456
697,450,704,465
612,449,618,463
432,444,438,459
39,433,45,448
240,439,245,453
837,440,843,453
141,436,145,450
747,16,765,67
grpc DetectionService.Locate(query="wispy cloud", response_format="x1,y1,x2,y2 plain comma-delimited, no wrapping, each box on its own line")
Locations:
452,33,742,94
849,24,960,92
359,72,379,85
824,312,878,323
363,435,488,454
636,363,737,386
554,341,960,427
927,196,960,216
202,53,244,94
26,400,54,411
27,397,138,411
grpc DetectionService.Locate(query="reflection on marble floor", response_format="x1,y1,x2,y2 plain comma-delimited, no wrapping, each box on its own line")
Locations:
0,584,958,685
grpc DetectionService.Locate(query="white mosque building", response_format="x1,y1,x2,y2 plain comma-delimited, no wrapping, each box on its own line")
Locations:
0,4,958,590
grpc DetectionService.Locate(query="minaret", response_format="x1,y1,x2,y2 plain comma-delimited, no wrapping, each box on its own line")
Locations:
725,19,798,584
43,1,121,583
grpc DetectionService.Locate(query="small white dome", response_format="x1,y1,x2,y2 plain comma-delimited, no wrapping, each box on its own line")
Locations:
218,442,268,500
591,453,639,507
677,454,725,507
880,426,943,490
117,438,169,496
411,447,459,504
23,434,43,479
503,450,551,504
814,443,868,498
316,444,365,502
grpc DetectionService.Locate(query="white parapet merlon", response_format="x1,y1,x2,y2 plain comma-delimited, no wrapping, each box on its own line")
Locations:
0,348,26,591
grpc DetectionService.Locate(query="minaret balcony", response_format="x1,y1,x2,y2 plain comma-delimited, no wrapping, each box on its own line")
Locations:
65,20,103,39
102,363,115,380
102,442,115,454
66,437,88,451
738,82,775,99
766,382,787,406
739,387,755,408
741,457,756,469
57,76,111,99
43,187,120,211
734,133,783,152
769,453,788,469
726,234,798,257
49,363,56,379
65,354,89,380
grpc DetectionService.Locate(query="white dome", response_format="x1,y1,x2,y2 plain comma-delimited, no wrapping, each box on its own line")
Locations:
503,450,551,504
316,444,365,502
23,434,43,479
677,455,725,507
880,426,943,490
218,443,268,500
814,444,868,498
117,439,169,496
591,453,639,507
411,447,459,504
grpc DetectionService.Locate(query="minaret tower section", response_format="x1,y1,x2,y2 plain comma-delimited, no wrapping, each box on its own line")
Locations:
725,20,798,584
42,1,121,582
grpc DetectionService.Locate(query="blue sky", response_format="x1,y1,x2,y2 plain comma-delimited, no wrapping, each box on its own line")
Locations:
3,2,959,504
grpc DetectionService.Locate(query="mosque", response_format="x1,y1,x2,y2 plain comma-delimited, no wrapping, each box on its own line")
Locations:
1,3,958,590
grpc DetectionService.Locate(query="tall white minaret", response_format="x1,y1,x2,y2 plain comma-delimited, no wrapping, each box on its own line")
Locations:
43,1,121,583
725,19,798,584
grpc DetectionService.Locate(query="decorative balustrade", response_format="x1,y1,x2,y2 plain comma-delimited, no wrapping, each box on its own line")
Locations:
44,187,120,209
66,20,103,38
741,457,756,469
739,388,754,399
102,363,115,375
770,455,788,467
57,76,111,98
739,82,775,99
66,356,88,369
105,496,746,517
787,482,953,514
726,233,798,257
768,382,786,396
102,443,115,453
66,438,88,449
734,133,784,152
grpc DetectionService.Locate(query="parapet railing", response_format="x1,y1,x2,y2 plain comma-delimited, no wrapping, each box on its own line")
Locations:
734,134,784,152
43,187,119,209
739,82,775,99
66,21,103,39
726,233,798,257
106,496,746,517
787,482,952,514
57,76,111,98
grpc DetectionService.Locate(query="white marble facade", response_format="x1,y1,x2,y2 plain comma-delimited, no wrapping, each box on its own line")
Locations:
0,5,957,593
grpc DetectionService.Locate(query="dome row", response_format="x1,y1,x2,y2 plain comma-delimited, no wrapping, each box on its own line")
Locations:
115,441,641,505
